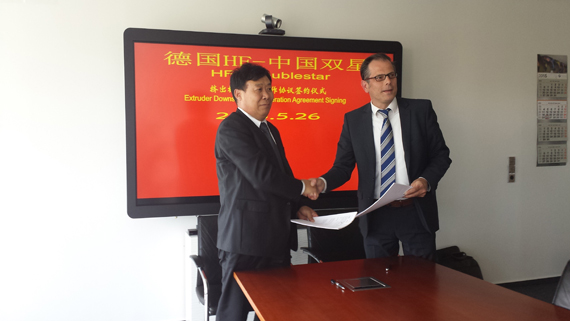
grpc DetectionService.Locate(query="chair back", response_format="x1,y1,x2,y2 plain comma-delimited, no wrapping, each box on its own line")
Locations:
553,260,570,310
196,215,222,314
306,219,366,263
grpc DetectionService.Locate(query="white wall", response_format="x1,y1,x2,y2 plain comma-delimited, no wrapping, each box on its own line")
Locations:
1,0,569,320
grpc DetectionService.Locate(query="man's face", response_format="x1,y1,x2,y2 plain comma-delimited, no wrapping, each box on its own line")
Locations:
361,59,398,109
235,76,274,121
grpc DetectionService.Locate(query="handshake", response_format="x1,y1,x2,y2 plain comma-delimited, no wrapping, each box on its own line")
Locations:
301,178,326,200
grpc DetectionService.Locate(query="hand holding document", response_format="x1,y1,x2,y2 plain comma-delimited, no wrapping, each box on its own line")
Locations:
291,184,411,230
354,183,412,217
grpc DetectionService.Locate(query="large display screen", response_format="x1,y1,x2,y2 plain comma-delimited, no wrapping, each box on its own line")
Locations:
124,28,402,218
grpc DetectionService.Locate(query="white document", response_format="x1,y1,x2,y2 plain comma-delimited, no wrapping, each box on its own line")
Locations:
291,211,358,230
291,183,411,230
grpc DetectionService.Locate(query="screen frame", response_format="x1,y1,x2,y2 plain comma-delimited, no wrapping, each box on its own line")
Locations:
124,27,402,218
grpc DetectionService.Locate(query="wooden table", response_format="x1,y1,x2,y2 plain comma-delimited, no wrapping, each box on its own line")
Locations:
234,256,570,321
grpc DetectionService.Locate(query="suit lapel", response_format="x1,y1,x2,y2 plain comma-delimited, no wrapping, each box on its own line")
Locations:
397,98,412,173
359,104,376,166
267,122,291,173
234,110,284,170
267,121,291,175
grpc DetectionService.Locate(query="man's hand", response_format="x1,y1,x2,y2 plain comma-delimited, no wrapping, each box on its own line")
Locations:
302,179,319,200
309,177,325,194
404,178,428,198
296,206,318,222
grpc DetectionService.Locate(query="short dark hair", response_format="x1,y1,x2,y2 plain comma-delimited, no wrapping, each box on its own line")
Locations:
230,63,272,103
360,53,396,80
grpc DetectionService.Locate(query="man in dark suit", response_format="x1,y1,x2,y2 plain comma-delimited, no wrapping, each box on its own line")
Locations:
312,53,451,260
215,63,318,321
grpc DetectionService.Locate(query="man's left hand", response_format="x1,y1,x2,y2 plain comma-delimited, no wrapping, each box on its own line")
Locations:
404,178,428,198
296,206,318,222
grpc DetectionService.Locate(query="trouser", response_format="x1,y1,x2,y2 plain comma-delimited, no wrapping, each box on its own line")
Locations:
216,250,290,321
363,204,436,261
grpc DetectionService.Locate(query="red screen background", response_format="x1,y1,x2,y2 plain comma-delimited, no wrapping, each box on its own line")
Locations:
134,43,390,199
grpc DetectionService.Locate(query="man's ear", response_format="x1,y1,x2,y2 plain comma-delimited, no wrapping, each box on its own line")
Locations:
361,79,370,94
234,89,243,103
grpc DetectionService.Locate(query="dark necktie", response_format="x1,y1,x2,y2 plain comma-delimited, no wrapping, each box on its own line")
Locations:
260,122,285,172
377,109,395,197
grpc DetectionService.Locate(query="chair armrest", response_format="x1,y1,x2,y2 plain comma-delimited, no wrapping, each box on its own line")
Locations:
300,247,324,263
190,255,204,269
190,254,211,296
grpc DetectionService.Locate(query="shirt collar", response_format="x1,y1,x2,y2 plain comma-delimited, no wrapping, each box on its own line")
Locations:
370,98,399,116
238,107,264,127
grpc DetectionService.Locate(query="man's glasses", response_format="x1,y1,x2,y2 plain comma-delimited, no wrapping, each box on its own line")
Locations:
365,72,397,82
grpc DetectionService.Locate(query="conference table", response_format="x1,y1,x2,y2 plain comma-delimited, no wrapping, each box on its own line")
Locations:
234,256,570,321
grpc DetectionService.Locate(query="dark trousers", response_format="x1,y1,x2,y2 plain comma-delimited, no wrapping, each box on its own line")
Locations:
363,204,436,261
217,250,290,321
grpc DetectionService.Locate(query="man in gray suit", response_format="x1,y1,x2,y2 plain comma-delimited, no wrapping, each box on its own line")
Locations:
215,63,318,321
313,53,451,260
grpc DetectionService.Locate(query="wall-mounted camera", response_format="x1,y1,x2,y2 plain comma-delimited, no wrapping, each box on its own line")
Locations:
259,14,285,35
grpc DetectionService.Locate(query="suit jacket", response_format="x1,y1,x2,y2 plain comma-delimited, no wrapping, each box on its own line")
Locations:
215,109,303,258
322,97,451,235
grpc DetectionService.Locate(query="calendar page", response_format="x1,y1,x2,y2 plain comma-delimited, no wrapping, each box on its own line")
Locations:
538,144,567,165
537,101,567,120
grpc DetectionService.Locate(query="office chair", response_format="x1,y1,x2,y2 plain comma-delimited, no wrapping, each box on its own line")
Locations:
553,259,570,310
435,246,483,279
300,218,366,263
189,215,222,321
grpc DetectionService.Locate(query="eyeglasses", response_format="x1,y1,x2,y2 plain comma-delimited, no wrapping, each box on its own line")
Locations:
365,72,397,82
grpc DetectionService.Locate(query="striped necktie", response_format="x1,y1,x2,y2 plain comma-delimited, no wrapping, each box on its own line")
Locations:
377,109,395,197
